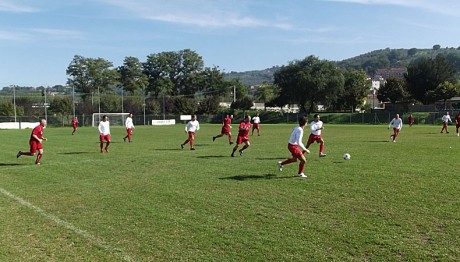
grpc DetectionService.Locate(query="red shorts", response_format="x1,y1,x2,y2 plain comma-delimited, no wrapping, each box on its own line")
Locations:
29,140,42,154
188,131,195,140
221,127,230,134
100,134,111,142
253,123,260,129
457,123,460,128
73,124,78,129
236,135,249,145
126,128,133,134
288,143,303,159
307,134,323,144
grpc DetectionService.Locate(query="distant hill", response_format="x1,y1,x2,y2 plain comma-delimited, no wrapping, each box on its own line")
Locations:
224,66,280,86
225,46,460,86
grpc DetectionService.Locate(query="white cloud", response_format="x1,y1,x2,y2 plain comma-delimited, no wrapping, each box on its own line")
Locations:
30,28,84,39
322,0,460,16
0,0,40,13
98,0,295,29
0,28,83,41
0,30,29,40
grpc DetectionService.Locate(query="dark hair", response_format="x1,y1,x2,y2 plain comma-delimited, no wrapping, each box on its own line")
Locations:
298,116,307,126
314,114,320,118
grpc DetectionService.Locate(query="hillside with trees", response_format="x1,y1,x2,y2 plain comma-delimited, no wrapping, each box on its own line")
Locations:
226,45,460,85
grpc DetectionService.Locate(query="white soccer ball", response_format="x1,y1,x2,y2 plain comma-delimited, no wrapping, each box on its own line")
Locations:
343,153,351,160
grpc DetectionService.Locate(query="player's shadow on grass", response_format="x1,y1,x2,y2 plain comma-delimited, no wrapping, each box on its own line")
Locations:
220,173,292,181
254,157,285,160
196,155,227,159
58,152,92,155
0,163,24,166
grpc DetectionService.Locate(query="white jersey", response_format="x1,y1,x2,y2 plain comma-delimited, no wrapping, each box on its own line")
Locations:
310,120,323,136
185,120,200,132
98,121,110,135
442,114,452,123
252,116,260,124
389,118,403,130
288,126,307,152
125,117,134,129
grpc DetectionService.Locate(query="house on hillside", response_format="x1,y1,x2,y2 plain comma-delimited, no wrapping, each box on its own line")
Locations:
374,67,407,80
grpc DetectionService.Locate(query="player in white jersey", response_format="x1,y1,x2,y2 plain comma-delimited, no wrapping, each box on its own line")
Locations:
123,113,135,142
388,113,403,142
306,114,326,157
277,116,310,178
98,115,111,153
440,111,452,134
181,114,200,150
251,113,261,136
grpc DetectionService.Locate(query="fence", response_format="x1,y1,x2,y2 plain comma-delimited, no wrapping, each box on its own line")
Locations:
1,111,458,127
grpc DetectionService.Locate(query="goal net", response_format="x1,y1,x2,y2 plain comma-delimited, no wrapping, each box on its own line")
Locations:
92,113,130,127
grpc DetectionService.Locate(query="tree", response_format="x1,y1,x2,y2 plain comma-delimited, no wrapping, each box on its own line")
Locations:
253,83,276,111
335,69,369,111
377,77,408,104
426,81,460,109
405,56,457,104
433,44,441,50
273,55,344,113
408,48,417,56
0,101,24,116
197,96,220,114
231,96,253,110
195,66,228,98
173,96,197,114
100,93,121,112
117,56,149,95
49,96,72,126
66,55,120,101
143,49,204,98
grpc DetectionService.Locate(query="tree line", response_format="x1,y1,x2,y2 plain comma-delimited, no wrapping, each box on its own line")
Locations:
1,48,459,118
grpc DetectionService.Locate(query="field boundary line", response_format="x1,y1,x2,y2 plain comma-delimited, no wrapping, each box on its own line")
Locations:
0,187,134,262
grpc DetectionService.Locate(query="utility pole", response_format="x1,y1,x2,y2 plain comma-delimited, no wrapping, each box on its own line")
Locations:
12,85,17,122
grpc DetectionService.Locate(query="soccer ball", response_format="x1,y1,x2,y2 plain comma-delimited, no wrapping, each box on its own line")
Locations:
343,153,351,160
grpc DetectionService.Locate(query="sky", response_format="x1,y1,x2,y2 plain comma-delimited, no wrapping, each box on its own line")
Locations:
1,0,460,88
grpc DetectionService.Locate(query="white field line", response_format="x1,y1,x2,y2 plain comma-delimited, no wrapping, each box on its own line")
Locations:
0,187,134,262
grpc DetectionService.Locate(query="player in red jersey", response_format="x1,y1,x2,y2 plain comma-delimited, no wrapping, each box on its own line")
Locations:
17,119,47,165
455,112,460,137
212,114,233,144
231,115,251,157
71,116,79,135
408,114,414,127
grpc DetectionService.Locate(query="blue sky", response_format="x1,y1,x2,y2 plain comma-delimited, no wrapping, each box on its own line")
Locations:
1,0,460,88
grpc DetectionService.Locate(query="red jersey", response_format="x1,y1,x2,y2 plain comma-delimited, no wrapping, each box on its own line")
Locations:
223,117,232,127
238,121,251,137
455,114,460,123
30,124,44,142
72,118,78,125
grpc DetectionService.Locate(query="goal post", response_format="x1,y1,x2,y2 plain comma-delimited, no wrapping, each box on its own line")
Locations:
92,113,130,127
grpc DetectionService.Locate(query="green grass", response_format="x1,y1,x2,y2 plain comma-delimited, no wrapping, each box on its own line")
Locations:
1,123,460,261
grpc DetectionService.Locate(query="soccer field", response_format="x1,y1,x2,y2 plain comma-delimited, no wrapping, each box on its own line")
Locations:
1,123,459,261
